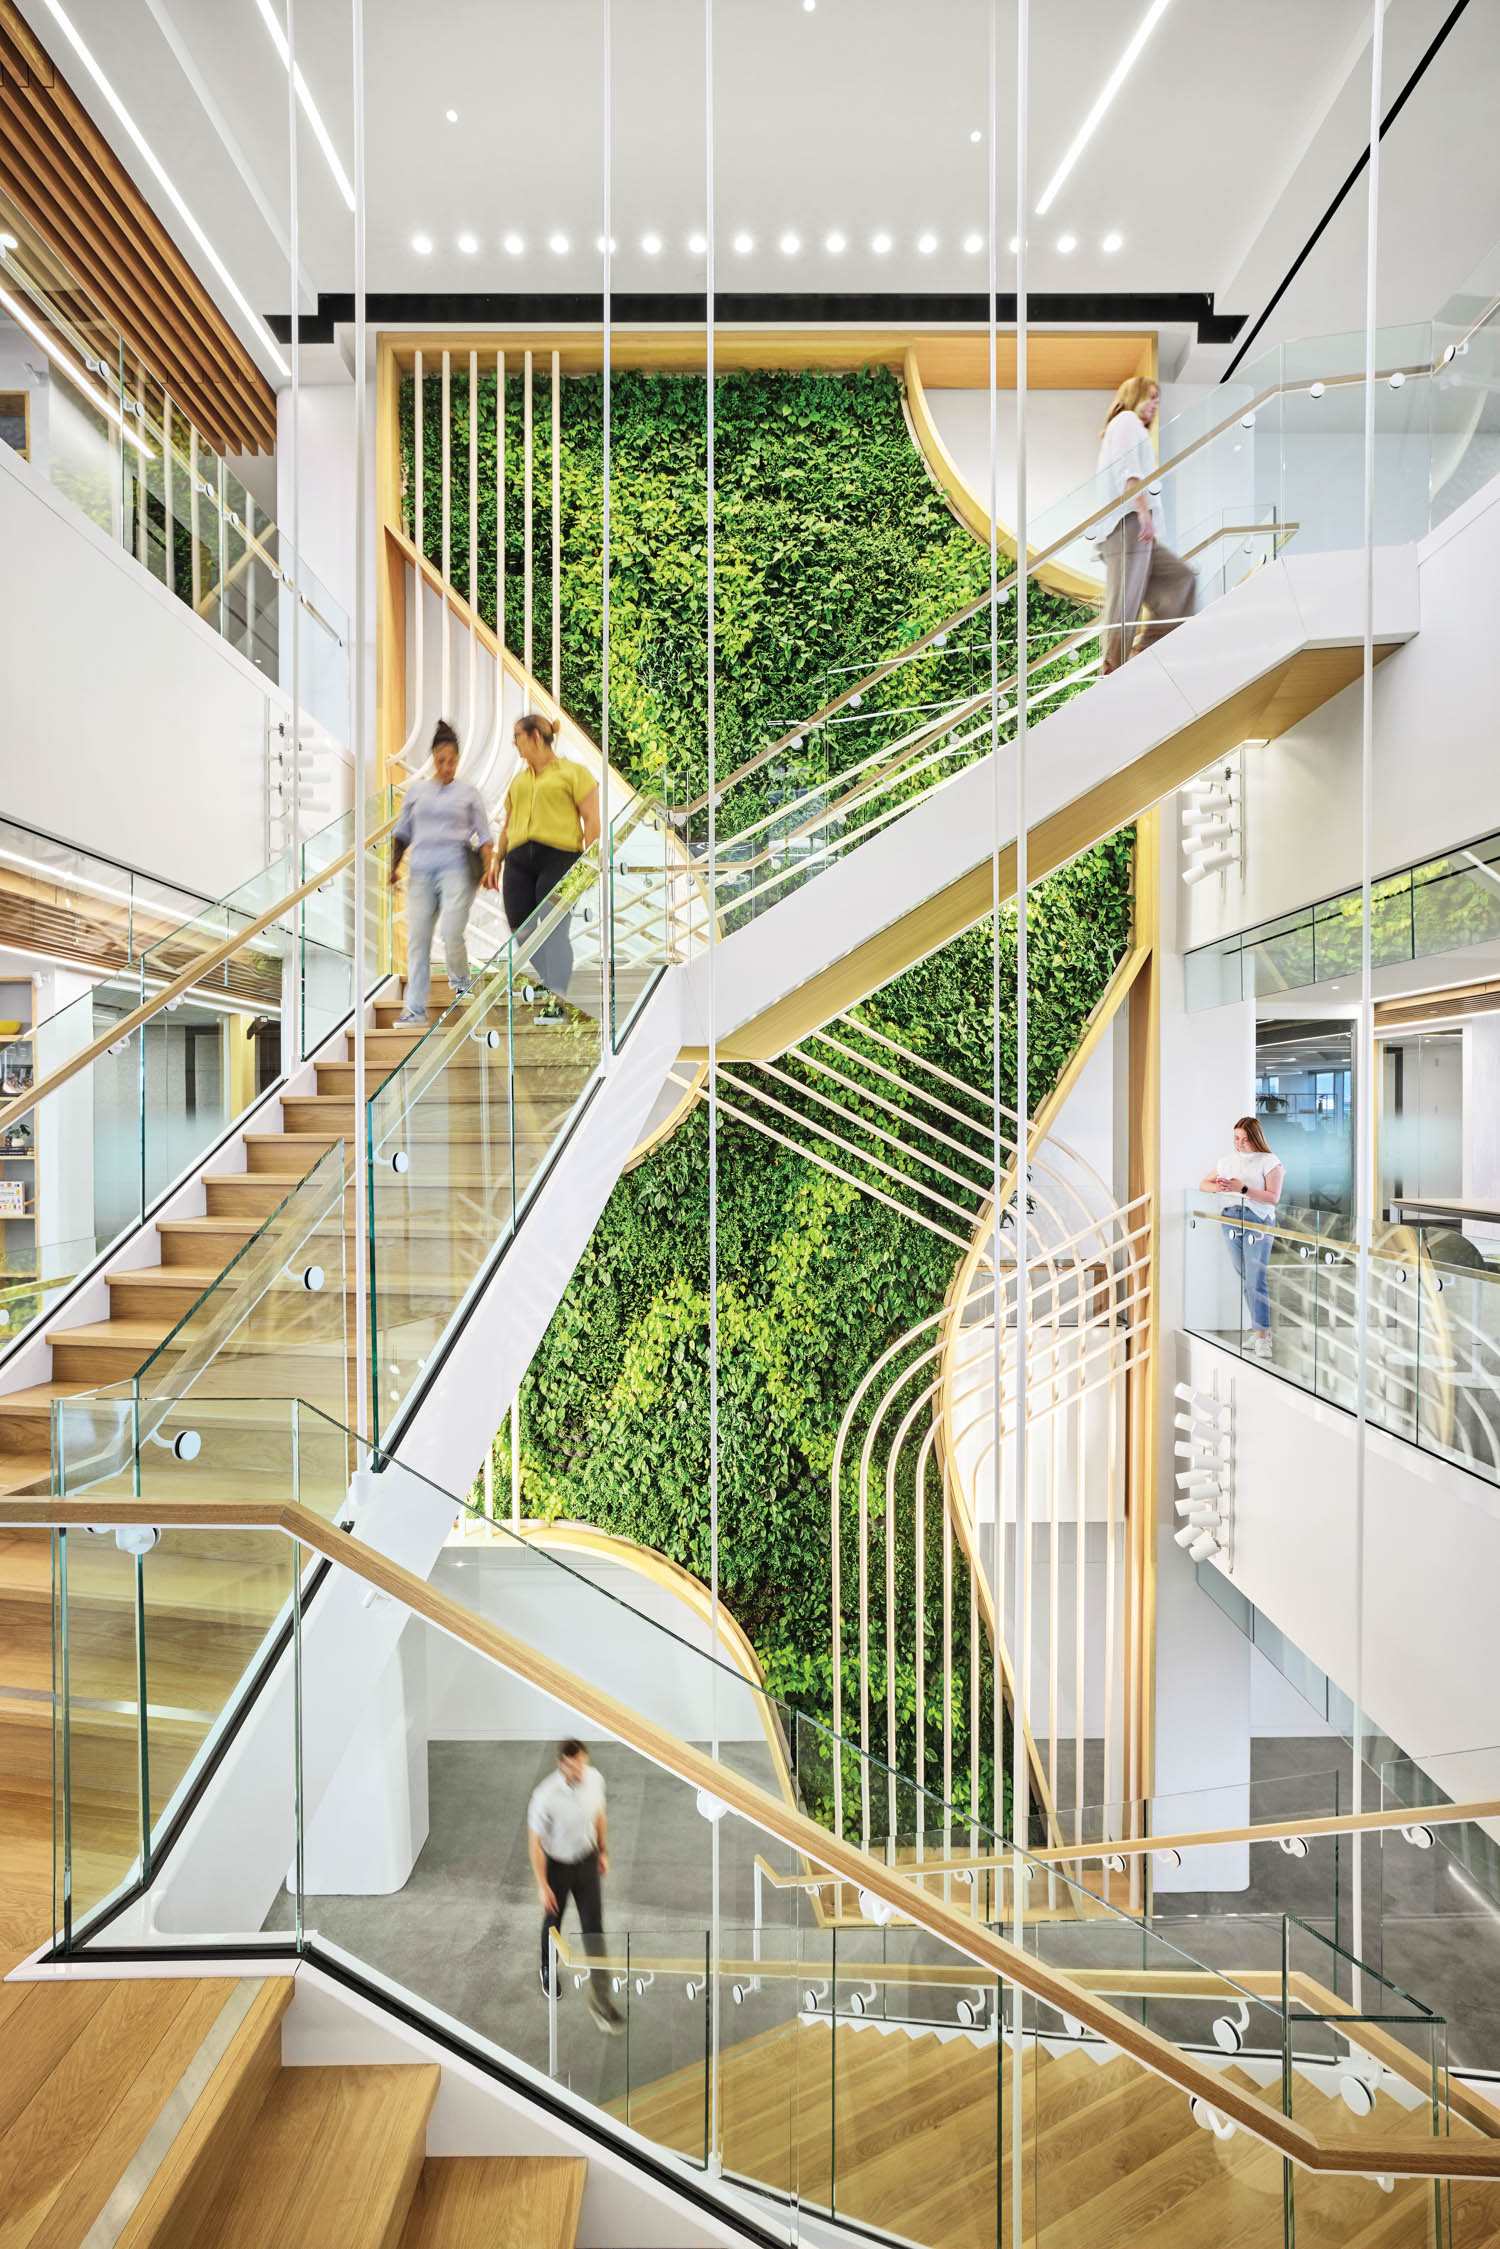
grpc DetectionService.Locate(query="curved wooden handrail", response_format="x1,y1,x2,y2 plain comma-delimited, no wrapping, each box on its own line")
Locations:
901,346,1104,604
680,347,1432,819
11,1486,1496,2181
0,812,399,1142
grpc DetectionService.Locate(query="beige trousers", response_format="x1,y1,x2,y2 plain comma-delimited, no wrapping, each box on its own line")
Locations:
1099,517,1197,671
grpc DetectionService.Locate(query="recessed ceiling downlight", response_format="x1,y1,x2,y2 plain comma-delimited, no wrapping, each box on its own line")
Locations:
1057,232,1078,254
503,232,524,256
825,230,847,253
641,231,663,255
732,230,754,254
962,232,984,254
779,230,801,255
411,232,433,255
548,232,570,255
457,232,478,254
871,231,892,254
1101,230,1123,253
916,231,938,254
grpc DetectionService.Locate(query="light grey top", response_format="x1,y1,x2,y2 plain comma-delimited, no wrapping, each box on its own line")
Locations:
527,1763,605,1864
394,774,492,874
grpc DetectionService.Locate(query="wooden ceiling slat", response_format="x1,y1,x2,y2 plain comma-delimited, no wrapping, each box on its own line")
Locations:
0,76,275,450
0,124,241,454
0,2,276,454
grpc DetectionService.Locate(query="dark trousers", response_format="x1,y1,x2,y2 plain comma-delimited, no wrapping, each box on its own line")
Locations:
541,1847,606,1996
503,840,580,998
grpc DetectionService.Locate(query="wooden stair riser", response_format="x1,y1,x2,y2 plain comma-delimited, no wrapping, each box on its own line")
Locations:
157,1222,260,1268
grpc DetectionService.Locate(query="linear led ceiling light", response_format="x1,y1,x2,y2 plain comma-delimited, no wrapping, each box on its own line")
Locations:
253,0,356,212
1034,0,1174,216
34,0,290,379
0,279,152,453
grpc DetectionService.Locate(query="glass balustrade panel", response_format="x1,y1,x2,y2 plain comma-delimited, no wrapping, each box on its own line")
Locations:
1283,1920,1447,2247
53,1523,143,1942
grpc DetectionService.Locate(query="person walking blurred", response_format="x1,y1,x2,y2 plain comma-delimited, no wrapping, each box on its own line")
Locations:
496,713,600,1021
529,1739,624,2035
1094,376,1197,674
389,719,495,1027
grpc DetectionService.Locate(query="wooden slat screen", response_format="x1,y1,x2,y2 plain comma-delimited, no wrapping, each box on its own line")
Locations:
0,2,276,455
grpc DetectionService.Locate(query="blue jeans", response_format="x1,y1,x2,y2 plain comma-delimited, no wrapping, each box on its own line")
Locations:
1224,1201,1272,1332
404,863,478,1017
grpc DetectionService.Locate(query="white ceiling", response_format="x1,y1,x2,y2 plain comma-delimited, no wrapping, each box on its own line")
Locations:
15,0,1500,387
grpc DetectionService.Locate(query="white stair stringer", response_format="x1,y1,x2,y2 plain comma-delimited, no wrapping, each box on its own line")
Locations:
681,547,1419,1058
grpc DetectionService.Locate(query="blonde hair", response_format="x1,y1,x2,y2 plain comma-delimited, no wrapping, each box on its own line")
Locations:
1234,1114,1272,1155
1100,375,1159,437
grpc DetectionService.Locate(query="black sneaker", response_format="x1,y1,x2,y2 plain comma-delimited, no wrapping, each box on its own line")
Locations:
539,1964,555,1999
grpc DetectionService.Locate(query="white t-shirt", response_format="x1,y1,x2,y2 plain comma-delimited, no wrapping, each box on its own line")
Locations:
1094,409,1162,540
528,1764,606,1864
1218,1150,1282,1213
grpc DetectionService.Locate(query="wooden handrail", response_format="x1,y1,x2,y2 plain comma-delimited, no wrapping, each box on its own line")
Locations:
9,1486,1497,2180
679,351,1430,819
759,1794,1500,1884
0,813,398,1140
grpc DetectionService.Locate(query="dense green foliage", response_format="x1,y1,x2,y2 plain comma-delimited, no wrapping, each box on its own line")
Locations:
403,366,1133,1831
399,365,1087,821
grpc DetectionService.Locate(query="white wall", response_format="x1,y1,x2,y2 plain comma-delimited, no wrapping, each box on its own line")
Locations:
427,1545,766,1746
0,434,276,897
1178,1329,1500,1814
921,387,1108,528
1178,470,1500,956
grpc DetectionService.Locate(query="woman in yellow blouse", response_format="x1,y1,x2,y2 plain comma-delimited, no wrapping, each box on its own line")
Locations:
497,712,601,1016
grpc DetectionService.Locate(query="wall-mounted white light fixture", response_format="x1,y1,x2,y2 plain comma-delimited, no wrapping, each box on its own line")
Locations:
1171,1368,1233,1569
1180,755,1243,892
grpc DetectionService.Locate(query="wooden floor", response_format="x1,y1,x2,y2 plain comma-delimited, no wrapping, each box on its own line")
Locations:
618,2015,1500,2246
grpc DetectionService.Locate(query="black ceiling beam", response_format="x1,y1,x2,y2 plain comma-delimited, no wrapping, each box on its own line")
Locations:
268,289,1245,347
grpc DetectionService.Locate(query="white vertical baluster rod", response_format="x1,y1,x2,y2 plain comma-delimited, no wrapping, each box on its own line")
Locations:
350,0,370,1450
523,349,533,687
496,351,506,668
468,349,478,758
440,350,451,718
551,347,561,702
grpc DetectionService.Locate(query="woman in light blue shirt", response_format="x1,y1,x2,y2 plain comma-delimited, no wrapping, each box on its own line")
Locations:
389,719,495,1025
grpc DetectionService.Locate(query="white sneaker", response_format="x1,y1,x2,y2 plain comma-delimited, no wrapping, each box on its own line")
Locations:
393,1011,426,1029
1246,1332,1273,1357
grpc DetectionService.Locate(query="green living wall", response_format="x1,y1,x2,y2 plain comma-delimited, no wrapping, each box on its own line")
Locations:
401,367,1132,1827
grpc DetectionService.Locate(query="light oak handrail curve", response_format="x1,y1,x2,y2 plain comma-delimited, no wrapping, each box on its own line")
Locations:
11,1488,1498,2181
0,814,400,1141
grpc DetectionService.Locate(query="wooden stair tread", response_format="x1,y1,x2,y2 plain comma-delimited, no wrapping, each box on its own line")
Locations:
114,1979,292,2249
399,2156,587,2249
183,2063,439,2248
0,1975,241,2249
0,1455,49,1496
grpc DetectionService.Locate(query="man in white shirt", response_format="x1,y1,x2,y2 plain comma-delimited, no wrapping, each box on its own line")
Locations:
528,1739,624,2034
1093,377,1197,674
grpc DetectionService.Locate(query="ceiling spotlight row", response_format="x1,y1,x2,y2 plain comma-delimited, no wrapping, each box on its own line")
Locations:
410,228,1126,259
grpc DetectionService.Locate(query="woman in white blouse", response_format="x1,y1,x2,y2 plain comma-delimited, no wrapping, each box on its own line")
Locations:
1200,1116,1286,1353
1094,376,1197,674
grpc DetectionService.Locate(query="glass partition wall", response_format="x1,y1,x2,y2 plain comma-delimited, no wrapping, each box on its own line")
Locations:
15,0,1474,2241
